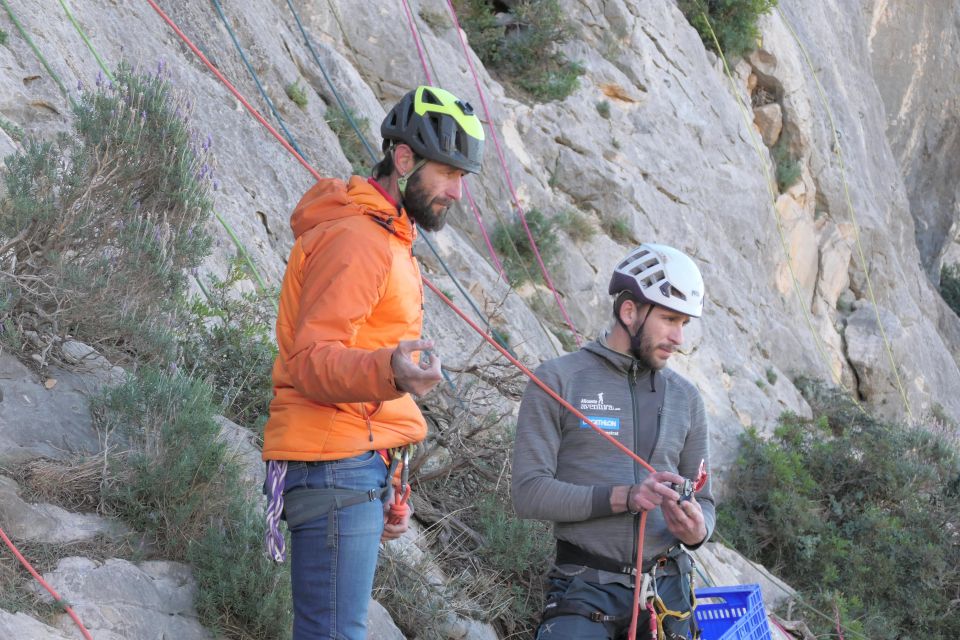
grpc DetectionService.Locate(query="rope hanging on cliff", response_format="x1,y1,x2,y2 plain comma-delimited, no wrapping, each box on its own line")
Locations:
281,0,521,357
775,5,914,421
692,1,873,417
405,0,584,348
396,0,564,354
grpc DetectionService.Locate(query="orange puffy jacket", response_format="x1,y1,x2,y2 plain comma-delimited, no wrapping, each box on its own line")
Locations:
262,176,427,461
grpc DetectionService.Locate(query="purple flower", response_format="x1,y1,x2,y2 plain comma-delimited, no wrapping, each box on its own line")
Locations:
95,70,103,87
157,59,166,77
202,134,212,151
76,79,83,92
213,179,220,191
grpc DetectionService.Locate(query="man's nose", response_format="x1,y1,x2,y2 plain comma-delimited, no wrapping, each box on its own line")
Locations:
669,324,684,344
447,176,463,201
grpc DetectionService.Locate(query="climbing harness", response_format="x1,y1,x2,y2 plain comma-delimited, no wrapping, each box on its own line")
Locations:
263,444,414,562
542,543,702,640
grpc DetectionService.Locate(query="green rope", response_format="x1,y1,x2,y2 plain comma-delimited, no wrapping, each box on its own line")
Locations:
53,0,273,304
1,0,75,108
695,3,867,414
57,0,113,83
776,6,913,421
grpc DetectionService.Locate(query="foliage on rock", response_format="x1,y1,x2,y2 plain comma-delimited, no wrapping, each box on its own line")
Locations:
941,262,960,316
719,379,960,639
180,258,277,435
0,63,212,364
678,0,778,59
96,368,291,638
452,0,583,101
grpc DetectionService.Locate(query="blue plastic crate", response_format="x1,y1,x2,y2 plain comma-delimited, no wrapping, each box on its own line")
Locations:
694,584,771,640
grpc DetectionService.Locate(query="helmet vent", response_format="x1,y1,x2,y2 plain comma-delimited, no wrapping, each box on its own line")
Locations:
421,89,442,105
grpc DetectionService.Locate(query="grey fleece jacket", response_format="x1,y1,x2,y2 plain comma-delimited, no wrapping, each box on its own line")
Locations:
511,337,715,565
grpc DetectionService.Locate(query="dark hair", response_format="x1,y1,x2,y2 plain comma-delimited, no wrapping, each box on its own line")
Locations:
372,146,423,180
372,150,394,179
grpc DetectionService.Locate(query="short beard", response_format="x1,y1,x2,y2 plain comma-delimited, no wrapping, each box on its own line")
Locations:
632,330,670,371
403,171,451,232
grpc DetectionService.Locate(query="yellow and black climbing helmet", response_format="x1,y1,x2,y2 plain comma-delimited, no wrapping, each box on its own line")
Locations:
381,86,485,174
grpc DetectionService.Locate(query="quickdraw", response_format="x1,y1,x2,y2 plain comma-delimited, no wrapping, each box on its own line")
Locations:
646,552,701,640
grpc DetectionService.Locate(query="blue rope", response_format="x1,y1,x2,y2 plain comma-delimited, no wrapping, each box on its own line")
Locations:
210,0,308,160
284,0,378,163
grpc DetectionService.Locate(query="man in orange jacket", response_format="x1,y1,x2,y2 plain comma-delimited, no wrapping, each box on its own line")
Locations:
262,86,485,640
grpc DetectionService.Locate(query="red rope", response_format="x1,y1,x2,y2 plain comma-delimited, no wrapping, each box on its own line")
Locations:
143,0,322,184
444,0,582,347
464,183,507,280
145,2,653,632
0,526,94,640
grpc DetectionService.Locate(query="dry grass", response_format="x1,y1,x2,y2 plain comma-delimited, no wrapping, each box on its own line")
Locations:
13,456,105,512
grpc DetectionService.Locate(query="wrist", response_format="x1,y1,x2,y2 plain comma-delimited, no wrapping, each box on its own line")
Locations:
626,484,643,515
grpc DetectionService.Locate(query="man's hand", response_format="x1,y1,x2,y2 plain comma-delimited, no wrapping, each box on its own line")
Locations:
625,470,685,512
391,339,442,396
381,502,411,542
661,495,707,546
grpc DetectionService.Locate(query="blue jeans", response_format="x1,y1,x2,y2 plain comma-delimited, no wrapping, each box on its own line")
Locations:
284,452,387,640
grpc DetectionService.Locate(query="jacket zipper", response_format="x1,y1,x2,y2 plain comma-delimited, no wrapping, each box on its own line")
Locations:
629,361,640,568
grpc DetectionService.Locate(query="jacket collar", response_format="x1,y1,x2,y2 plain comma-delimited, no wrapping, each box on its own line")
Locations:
583,332,659,390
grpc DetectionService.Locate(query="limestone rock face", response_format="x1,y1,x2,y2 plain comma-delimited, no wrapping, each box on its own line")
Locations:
0,354,100,467
0,475,124,544
36,557,213,640
865,1,960,278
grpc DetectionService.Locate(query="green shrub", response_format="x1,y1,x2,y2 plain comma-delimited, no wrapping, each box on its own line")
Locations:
97,368,292,638
0,63,212,364
772,138,801,191
180,258,277,435
719,380,960,639
765,366,777,385
453,0,583,102
595,100,611,119
0,115,22,141
941,262,960,316
285,81,308,109
326,106,371,176
0,29,7,46
600,215,633,244
555,209,595,243
492,208,560,284
678,0,777,59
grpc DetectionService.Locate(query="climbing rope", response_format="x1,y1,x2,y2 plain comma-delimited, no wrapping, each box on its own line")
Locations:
0,526,94,640
776,5,914,421
210,0,307,160
1,0,74,107
145,8,660,636
442,0,583,346
693,4,870,415
398,2,563,353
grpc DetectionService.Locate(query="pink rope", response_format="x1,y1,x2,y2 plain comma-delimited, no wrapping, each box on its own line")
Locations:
400,0,432,84
444,0,582,345
464,182,506,280
400,0,505,281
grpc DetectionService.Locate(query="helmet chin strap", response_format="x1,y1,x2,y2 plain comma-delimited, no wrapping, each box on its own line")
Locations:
616,303,655,360
397,157,427,198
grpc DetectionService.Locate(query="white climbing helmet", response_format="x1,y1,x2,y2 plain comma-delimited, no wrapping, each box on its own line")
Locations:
608,243,705,318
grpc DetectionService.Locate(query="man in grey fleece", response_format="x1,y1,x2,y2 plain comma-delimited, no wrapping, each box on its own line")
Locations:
512,243,715,640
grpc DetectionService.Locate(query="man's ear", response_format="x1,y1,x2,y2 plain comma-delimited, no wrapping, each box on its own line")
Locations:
393,144,415,176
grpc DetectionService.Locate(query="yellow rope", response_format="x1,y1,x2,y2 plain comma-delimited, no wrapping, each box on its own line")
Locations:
775,6,914,421
695,6,866,413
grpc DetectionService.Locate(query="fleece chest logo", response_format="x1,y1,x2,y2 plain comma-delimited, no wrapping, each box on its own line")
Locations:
579,391,620,412
580,416,620,435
